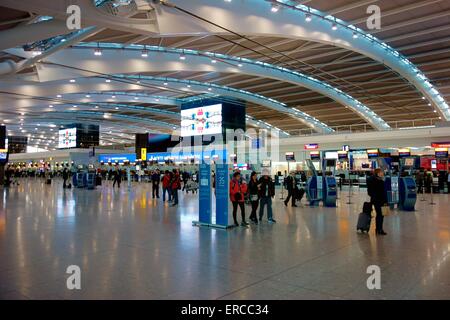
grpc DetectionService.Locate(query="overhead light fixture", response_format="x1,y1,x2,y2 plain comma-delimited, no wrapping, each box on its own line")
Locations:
141,49,149,57
134,97,139,100
179,54,186,60
422,96,426,100
105,79,111,83
187,85,191,88
208,88,212,91
163,82,168,86
211,59,217,64
85,94,91,98
56,94,62,98
352,32,358,39
305,13,312,22
115,107,119,110
94,48,102,56
237,63,243,67
112,95,116,98
332,23,338,31
69,79,76,83
271,4,279,12
49,105,54,108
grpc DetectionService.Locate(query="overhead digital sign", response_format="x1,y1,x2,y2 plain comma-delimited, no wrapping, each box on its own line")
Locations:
435,147,449,158
58,128,77,149
398,148,411,158
310,151,320,160
367,149,379,158
181,104,222,137
285,152,295,161
304,143,319,150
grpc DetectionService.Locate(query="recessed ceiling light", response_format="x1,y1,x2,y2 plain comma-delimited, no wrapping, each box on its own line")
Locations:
332,23,338,31
94,48,102,56
271,4,279,12
179,54,186,60
105,79,111,83
56,94,62,98
305,13,312,22
85,94,91,98
69,79,76,83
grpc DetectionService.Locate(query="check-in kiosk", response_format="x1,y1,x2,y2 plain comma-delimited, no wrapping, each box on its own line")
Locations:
305,159,322,206
384,176,399,208
399,177,417,211
323,174,337,207
86,173,96,189
76,172,86,188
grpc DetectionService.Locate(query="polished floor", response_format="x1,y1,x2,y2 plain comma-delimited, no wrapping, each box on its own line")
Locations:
0,178,449,300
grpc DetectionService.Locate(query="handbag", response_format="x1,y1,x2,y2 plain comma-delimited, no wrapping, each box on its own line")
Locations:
381,205,391,216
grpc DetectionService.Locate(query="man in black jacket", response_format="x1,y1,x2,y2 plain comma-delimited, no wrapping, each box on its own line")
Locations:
258,170,276,223
367,168,388,235
284,171,297,207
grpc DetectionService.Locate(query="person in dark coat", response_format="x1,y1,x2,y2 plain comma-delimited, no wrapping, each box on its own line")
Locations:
248,171,260,224
284,171,297,207
367,168,388,235
62,168,69,188
113,169,122,188
258,170,276,223
151,169,160,199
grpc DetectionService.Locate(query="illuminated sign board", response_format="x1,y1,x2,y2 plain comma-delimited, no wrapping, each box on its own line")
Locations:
304,143,319,150
98,154,136,163
58,128,77,149
285,152,295,161
431,142,450,148
435,147,449,158
338,151,348,160
398,148,411,158
141,148,147,161
367,149,379,158
310,151,320,160
181,104,222,137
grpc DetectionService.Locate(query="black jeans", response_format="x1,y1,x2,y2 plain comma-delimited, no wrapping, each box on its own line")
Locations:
373,203,384,232
249,200,259,221
232,201,246,224
113,180,121,188
284,189,295,206
152,183,159,198
63,178,67,188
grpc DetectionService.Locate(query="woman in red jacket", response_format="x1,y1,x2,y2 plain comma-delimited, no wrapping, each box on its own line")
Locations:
171,169,181,206
229,171,248,227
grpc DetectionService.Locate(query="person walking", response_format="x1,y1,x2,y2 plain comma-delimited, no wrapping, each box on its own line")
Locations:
248,171,260,224
367,168,388,235
171,169,181,206
151,169,161,199
162,170,172,202
416,169,424,194
229,171,248,227
284,171,297,207
113,169,122,188
62,168,69,188
258,170,276,223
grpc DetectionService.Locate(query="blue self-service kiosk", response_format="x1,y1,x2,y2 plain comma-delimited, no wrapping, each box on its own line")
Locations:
384,176,399,209
305,159,321,206
76,172,86,188
86,173,96,189
306,175,321,206
399,177,417,211
323,176,337,207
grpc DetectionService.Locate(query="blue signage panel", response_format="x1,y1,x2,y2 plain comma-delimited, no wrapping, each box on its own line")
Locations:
215,164,230,227
198,164,212,224
98,154,136,163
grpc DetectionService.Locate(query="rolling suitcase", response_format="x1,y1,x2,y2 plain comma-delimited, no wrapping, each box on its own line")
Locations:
357,212,371,233
46,178,51,185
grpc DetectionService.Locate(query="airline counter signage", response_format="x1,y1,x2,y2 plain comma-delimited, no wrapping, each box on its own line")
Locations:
435,147,449,158
304,143,319,150
431,142,450,148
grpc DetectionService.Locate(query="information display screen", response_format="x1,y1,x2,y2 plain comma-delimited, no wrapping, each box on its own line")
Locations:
367,149,379,158
181,104,222,137
325,151,338,159
310,151,320,160
404,158,415,167
0,148,7,162
58,128,77,149
285,152,295,161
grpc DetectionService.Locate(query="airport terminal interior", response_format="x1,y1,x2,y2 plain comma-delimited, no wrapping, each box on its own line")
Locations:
0,0,449,300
